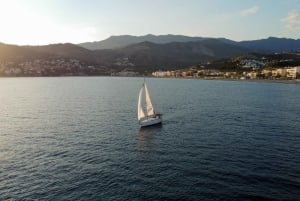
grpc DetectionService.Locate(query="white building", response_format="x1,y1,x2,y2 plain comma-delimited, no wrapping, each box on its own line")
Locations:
152,71,168,77
286,67,300,79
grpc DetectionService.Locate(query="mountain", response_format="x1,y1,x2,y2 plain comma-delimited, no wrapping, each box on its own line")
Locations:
79,34,206,50
94,39,249,71
0,43,110,76
25,43,97,63
0,43,97,62
78,34,300,53
238,37,300,52
0,43,48,61
1,35,300,76
0,39,249,75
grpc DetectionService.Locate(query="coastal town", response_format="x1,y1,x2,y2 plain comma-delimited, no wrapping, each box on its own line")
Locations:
1,54,300,81
152,66,300,80
0,58,109,76
152,56,300,80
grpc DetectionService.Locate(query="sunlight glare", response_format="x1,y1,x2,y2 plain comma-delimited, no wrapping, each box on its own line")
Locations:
0,1,98,45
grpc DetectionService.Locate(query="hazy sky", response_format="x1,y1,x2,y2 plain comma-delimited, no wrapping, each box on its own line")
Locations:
1,0,300,45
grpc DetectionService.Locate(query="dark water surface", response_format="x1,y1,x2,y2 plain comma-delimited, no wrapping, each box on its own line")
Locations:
1,77,300,201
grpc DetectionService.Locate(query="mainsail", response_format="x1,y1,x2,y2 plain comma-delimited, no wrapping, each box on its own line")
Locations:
144,82,155,116
138,87,146,120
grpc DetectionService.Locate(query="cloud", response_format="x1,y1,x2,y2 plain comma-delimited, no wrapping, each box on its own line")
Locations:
281,10,300,30
240,6,259,16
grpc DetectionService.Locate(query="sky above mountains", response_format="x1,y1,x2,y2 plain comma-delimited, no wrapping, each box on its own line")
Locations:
1,0,300,45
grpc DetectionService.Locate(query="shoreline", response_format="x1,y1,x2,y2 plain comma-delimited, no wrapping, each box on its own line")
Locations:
0,75,300,84
150,76,300,84
202,77,300,84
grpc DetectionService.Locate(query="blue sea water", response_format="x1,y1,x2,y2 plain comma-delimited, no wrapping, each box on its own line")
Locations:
0,77,300,201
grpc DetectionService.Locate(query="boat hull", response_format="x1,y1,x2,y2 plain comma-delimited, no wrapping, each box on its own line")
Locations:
139,117,162,127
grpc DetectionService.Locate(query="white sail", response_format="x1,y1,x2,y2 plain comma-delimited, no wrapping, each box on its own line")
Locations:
138,87,146,120
144,82,155,116
137,79,162,127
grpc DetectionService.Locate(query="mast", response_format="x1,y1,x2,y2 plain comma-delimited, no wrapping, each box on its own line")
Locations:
143,78,147,117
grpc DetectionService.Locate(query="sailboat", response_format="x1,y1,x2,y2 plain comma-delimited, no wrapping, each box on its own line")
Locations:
138,79,162,127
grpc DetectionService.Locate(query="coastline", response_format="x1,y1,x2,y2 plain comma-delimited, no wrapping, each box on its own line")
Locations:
0,75,300,85
150,76,300,84
202,77,300,84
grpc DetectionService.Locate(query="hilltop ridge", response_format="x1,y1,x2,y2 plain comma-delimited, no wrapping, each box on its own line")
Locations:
78,34,300,53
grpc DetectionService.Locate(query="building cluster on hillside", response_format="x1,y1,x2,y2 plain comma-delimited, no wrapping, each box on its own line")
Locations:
240,59,266,69
0,58,108,76
110,68,139,76
152,66,300,80
113,57,135,67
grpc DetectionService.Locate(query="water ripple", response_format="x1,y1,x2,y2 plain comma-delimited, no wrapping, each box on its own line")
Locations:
1,77,300,200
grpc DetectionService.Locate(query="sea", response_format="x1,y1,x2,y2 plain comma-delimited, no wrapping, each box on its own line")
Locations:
0,77,300,201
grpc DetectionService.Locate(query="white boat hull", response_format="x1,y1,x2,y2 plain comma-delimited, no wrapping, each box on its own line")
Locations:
139,117,162,127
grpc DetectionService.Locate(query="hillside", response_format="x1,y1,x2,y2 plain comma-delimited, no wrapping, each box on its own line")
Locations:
0,43,108,76
0,43,49,61
79,34,206,50
78,34,300,53
238,37,300,53
25,43,98,63
198,52,300,71
1,35,300,76
93,39,249,72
